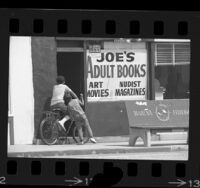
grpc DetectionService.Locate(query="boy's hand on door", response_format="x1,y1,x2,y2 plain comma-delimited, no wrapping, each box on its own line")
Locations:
80,93,84,106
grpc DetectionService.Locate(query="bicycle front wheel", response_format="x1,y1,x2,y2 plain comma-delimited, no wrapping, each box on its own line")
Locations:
40,118,59,145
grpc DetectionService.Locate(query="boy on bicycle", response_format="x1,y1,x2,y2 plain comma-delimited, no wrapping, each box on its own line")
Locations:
50,75,78,131
64,91,97,144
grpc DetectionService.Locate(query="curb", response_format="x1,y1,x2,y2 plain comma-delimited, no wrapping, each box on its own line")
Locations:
170,145,188,151
8,144,188,158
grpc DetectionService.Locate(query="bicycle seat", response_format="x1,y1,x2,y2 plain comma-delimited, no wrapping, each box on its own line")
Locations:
52,108,65,119
52,108,62,113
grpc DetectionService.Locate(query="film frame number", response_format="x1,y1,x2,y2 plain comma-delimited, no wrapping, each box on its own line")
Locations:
0,176,6,184
188,180,200,188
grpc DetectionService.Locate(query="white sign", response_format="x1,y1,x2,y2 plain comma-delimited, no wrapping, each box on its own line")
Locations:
86,48,147,102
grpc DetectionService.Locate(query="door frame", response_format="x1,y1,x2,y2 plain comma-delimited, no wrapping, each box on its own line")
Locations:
83,41,87,114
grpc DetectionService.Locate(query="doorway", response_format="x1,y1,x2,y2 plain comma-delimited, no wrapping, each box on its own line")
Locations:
57,52,84,96
57,52,84,136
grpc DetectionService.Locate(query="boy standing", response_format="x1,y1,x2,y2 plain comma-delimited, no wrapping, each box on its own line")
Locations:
64,91,97,144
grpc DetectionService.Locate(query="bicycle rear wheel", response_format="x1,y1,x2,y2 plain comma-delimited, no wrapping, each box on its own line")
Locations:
40,117,59,145
72,126,89,144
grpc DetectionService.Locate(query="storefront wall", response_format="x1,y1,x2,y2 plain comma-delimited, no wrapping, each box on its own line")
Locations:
86,41,148,136
31,37,57,139
86,102,129,136
85,41,190,136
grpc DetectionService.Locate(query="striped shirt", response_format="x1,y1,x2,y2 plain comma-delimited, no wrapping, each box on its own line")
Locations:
68,99,85,120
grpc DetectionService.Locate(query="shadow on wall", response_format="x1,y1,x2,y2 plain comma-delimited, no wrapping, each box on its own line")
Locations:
35,96,52,139
43,96,52,111
31,37,57,140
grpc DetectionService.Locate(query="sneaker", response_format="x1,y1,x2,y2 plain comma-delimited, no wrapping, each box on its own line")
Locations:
89,137,97,143
57,121,66,132
77,141,84,145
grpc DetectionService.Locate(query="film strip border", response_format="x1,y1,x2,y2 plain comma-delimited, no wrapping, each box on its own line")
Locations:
0,10,193,37
0,9,200,187
2,159,193,186
5,160,186,177
9,17,188,36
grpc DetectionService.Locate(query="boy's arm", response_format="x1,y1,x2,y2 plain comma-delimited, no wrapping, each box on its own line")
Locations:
79,93,84,106
65,85,78,99
70,90,78,99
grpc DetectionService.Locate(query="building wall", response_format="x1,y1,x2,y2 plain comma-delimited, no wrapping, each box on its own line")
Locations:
9,37,34,144
87,102,129,136
31,37,57,139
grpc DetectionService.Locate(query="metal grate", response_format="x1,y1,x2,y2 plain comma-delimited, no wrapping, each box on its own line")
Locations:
175,43,190,63
154,43,190,66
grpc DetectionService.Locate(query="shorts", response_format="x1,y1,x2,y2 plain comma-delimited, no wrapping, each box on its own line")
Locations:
50,102,69,115
73,113,87,128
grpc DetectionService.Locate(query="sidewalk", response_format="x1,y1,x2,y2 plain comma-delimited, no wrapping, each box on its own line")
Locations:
8,140,188,158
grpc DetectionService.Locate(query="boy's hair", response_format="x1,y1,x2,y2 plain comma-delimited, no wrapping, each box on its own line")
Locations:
56,75,65,84
64,91,72,105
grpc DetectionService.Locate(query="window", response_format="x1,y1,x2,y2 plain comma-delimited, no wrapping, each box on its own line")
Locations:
152,42,190,100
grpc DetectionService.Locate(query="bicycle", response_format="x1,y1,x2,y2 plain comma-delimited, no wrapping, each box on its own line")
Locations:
39,108,89,145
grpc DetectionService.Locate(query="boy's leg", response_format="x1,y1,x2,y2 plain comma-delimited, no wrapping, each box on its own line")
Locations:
51,103,70,131
58,115,70,126
81,114,96,143
82,115,94,138
59,103,69,116
76,124,84,142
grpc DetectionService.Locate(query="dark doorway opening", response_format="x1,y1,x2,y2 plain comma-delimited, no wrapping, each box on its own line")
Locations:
57,52,84,96
57,52,84,137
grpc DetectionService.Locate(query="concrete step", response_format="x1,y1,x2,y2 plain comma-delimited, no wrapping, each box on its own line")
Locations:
157,132,188,141
8,141,188,158
33,132,187,145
